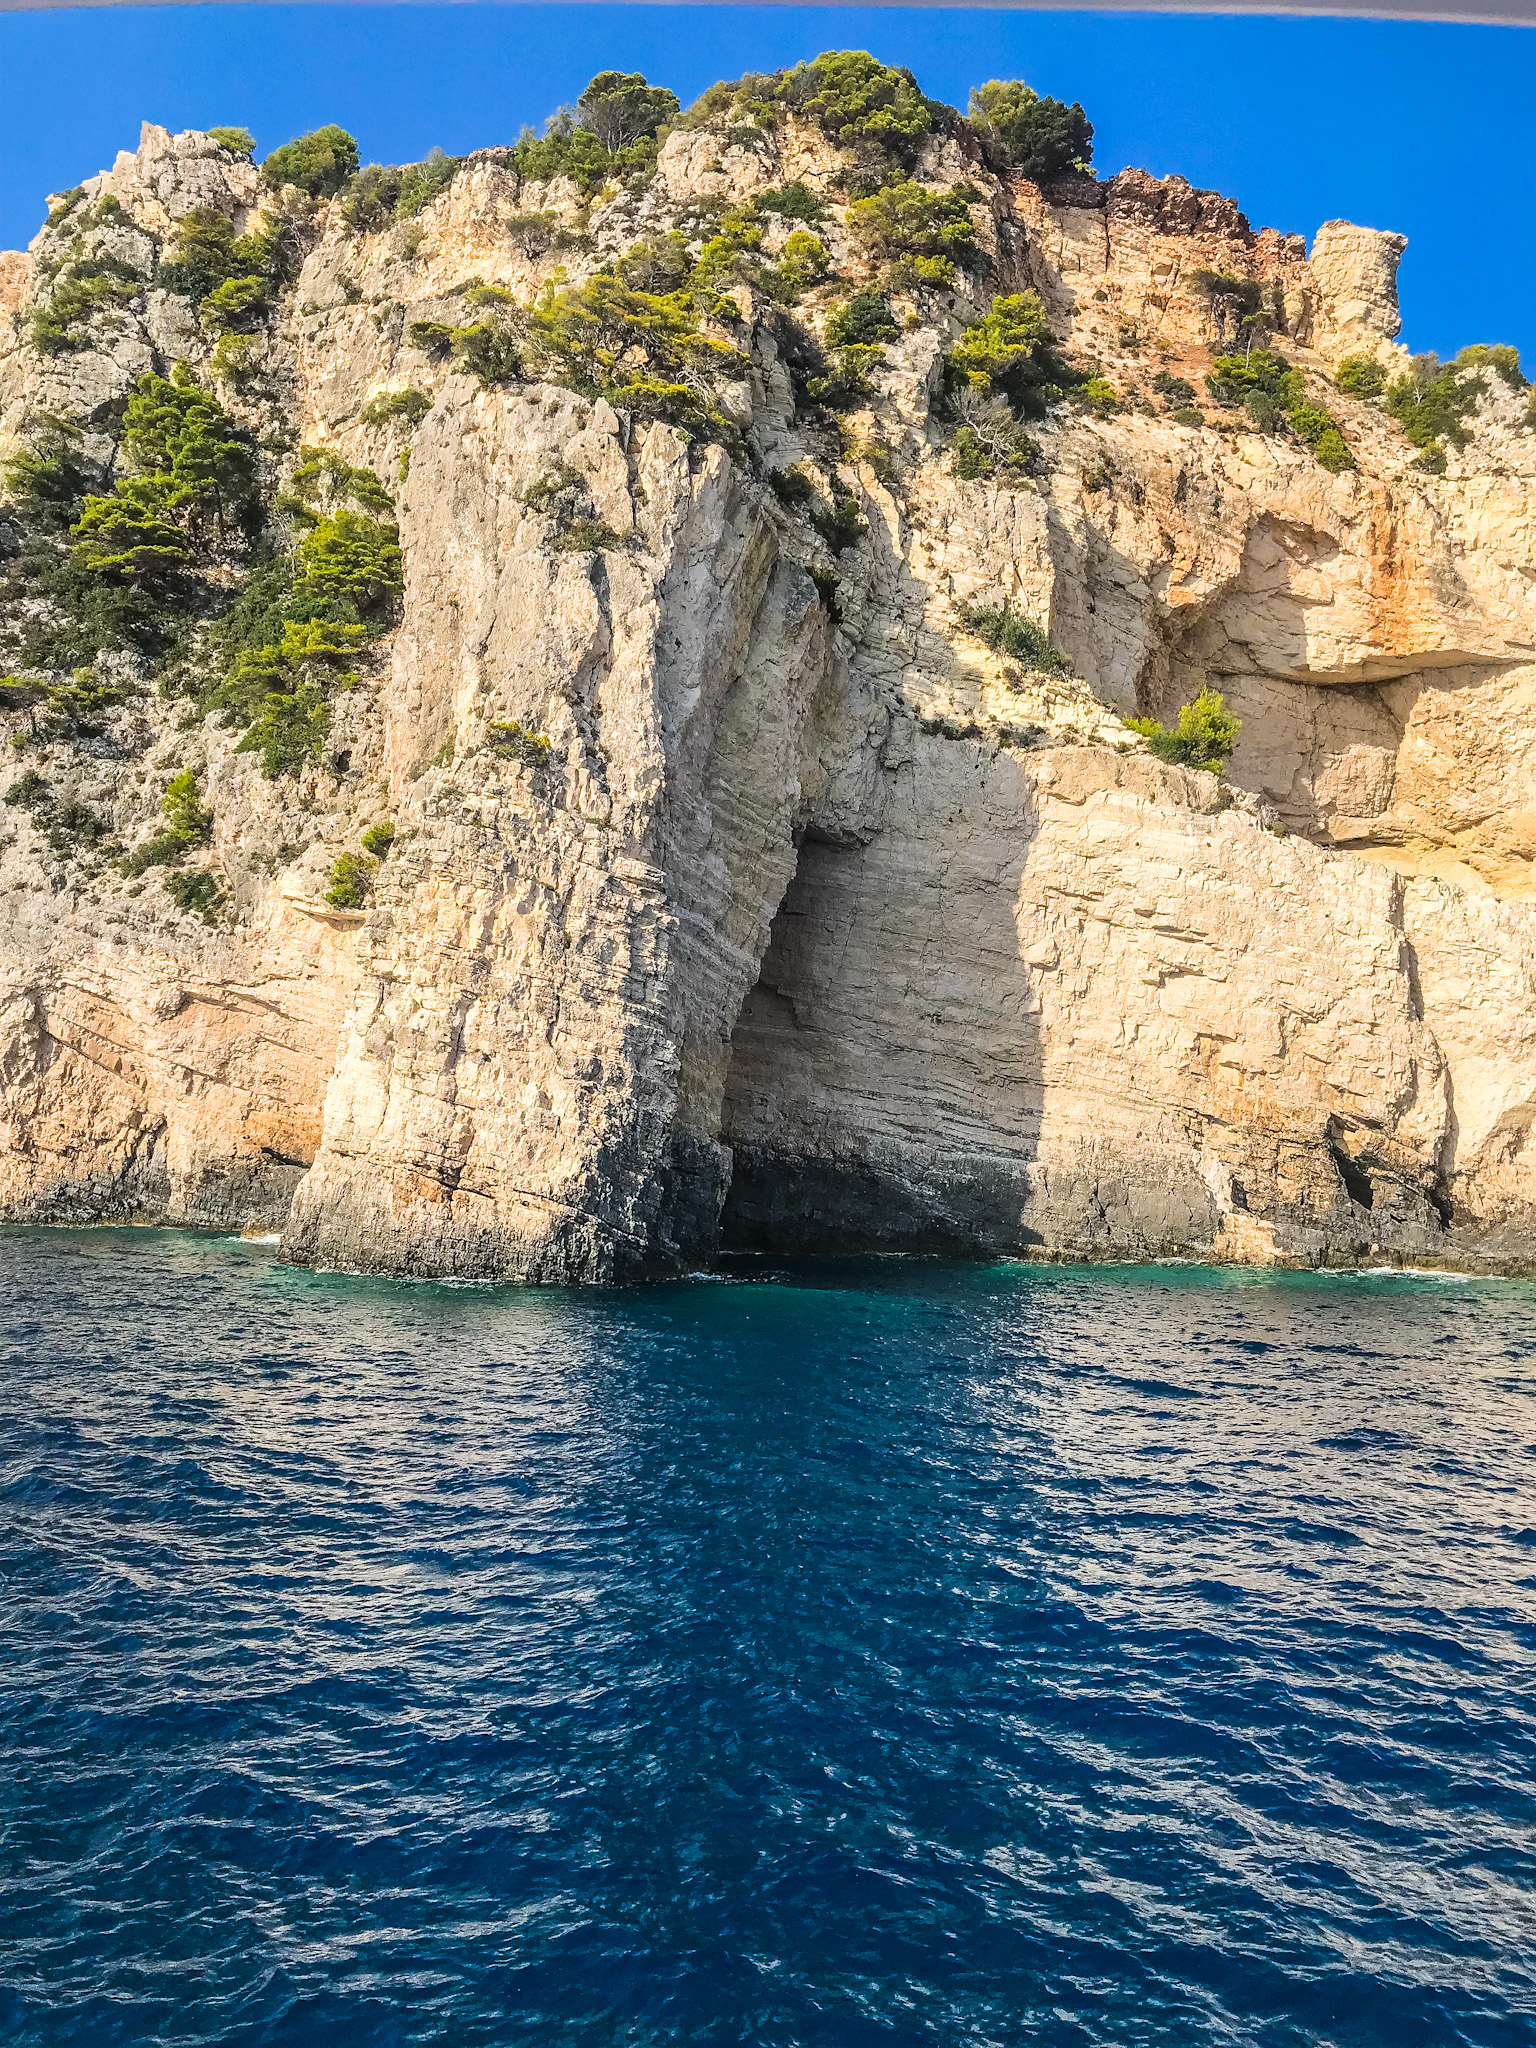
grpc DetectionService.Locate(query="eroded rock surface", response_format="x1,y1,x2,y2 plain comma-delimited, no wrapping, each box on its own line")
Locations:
3,96,1535,1276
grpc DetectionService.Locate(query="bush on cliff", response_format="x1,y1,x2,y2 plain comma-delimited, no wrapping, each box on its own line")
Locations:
29,265,140,355
847,182,979,278
208,128,255,159
512,73,677,197
165,869,223,919
1127,689,1240,773
121,766,212,875
1336,354,1387,398
684,52,933,190
360,388,431,428
292,510,402,617
261,125,359,198
825,292,896,348
967,80,1093,181
951,392,1038,480
1383,353,1492,470
343,149,460,231
947,292,1075,416
72,365,258,581
956,599,1071,675
325,849,377,907
529,271,746,441
1204,351,1354,471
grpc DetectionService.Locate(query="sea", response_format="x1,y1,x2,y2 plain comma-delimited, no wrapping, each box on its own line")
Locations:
1,1228,1533,2046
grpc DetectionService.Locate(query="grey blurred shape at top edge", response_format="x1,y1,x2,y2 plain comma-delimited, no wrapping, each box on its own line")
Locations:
0,0,1533,18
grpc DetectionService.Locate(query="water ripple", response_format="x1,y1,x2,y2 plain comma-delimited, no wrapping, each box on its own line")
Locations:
1,1233,1533,2045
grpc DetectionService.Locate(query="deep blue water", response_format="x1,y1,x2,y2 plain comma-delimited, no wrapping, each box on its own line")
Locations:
2,1233,1534,2048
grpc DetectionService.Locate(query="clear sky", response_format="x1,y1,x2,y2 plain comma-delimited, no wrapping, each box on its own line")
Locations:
2,4,1533,364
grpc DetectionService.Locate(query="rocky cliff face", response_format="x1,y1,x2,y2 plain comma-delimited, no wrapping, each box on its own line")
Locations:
3,88,1535,1278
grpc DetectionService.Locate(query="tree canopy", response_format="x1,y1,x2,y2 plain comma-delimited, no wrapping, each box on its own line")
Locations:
573,72,680,152
968,81,1093,182
261,125,360,197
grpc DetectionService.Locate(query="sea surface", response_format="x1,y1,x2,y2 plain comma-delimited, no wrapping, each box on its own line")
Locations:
1,1231,1534,2047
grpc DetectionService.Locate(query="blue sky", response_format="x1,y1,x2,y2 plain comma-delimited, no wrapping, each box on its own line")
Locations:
2,4,1533,363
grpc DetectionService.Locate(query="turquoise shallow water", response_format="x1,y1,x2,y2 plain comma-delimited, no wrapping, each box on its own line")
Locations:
1,1230,1534,2046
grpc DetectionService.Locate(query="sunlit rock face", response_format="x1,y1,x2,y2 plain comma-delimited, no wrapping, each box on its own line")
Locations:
2,101,1535,1277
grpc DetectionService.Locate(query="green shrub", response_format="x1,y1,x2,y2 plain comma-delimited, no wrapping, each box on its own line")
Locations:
200,273,270,332
71,477,192,582
1204,349,1302,411
755,182,827,223
36,668,134,739
956,600,1070,674
846,182,978,271
288,445,394,517
46,799,111,854
160,207,239,299
2,423,97,531
325,849,376,907
825,291,896,347
523,464,585,513
344,150,459,230
1457,342,1525,388
45,188,85,231
511,118,612,197
806,345,885,412
407,320,456,357
1336,353,1387,398
360,388,431,428
554,517,622,553
4,769,50,808
1170,405,1206,428
122,765,212,874
489,720,552,766
949,292,1059,411
528,271,746,440
1202,349,1353,469
262,125,360,198
1288,401,1356,471
1081,376,1118,417
506,211,580,258
235,684,332,776
1152,370,1197,407
360,819,395,857
71,365,257,579
779,51,932,170
1126,688,1240,773
968,80,1093,181
292,510,402,615
396,149,460,219
771,230,831,301
767,466,815,509
30,267,139,354
450,320,522,384
165,869,223,918
1385,353,1485,467
809,487,867,555
953,426,990,479
809,565,841,616
1190,269,1265,317
208,127,255,159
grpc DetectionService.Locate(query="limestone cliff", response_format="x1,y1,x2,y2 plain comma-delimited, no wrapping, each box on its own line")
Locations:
3,72,1535,1279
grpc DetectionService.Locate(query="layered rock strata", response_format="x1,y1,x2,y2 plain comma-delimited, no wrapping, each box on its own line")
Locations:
3,111,1535,1276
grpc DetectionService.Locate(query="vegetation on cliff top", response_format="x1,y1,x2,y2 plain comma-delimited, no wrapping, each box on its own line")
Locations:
4,46,1531,865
